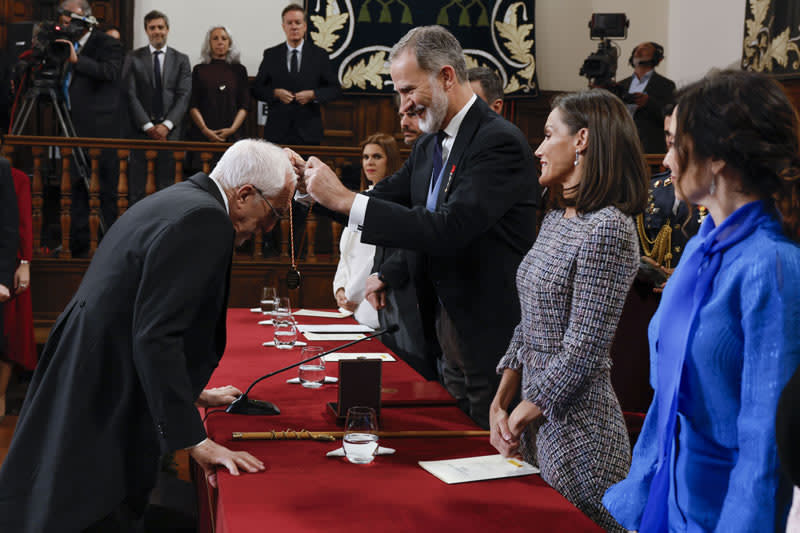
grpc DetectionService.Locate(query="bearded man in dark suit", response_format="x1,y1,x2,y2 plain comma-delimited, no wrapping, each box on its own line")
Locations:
300,26,539,428
252,3,341,145
0,139,295,532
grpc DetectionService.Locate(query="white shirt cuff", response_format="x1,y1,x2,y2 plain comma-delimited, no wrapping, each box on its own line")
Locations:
185,437,208,450
142,122,154,132
294,191,314,207
163,119,174,131
348,193,368,232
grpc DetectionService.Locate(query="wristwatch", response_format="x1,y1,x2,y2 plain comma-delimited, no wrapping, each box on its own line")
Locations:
19,259,29,265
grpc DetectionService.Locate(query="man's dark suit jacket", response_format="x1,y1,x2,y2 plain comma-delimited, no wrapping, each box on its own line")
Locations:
69,29,123,138
124,45,192,138
372,245,438,379
0,174,234,531
363,97,539,376
619,71,676,153
252,41,341,144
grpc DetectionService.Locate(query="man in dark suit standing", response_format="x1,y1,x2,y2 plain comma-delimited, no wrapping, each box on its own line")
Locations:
301,26,539,428
124,10,191,202
252,3,341,145
618,42,676,154
0,140,296,532
57,0,124,256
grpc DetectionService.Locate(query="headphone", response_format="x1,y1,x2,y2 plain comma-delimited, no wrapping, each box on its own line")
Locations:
629,42,664,68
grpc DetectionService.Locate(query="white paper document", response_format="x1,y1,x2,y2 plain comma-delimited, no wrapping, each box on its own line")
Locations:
322,352,396,362
296,324,374,333
418,454,539,484
302,332,367,341
293,309,353,318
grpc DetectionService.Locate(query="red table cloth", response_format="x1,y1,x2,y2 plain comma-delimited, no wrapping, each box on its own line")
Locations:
197,309,602,533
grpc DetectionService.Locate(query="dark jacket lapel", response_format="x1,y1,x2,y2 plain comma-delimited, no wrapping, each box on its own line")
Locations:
435,97,487,208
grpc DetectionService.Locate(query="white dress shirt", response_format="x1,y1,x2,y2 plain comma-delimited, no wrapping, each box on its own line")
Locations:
142,44,174,132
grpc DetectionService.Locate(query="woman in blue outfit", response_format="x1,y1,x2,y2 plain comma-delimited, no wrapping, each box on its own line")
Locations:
603,69,800,532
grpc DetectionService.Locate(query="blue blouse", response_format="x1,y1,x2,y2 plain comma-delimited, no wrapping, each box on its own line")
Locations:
603,203,800,532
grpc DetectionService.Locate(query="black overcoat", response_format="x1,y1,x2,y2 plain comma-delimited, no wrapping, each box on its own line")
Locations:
0,173,233,532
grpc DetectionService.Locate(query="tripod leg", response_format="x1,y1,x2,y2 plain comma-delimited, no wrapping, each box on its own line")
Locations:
48,89,107,236
11,96,35,135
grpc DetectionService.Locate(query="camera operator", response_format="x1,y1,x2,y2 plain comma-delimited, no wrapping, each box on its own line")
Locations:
618,42,675,154
58,0,124,256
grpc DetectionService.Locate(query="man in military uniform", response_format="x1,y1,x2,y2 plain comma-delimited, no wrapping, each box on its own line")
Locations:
637,104,704,274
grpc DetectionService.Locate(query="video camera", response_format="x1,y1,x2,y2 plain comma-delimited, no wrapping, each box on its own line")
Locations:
579,13,632,102
18,11,96,89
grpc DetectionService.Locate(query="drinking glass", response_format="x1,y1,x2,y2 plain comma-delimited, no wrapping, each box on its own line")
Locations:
273,319,297,349
298,346,325,388
260,287,277,316
273,296,292,325
343,407,379,464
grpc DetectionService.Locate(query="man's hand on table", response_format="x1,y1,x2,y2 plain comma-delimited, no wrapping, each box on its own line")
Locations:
196,385,242,408
189,438,266,489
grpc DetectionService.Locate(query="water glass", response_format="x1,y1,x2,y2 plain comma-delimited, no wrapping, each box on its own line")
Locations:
273,296,293,325
273,319,297,349
343,406,379,464
298,346,325,388
260,287,277,316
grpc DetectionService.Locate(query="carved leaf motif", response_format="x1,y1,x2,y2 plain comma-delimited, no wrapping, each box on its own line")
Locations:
769,27,792,67
342,52,388,90
310,0,349,52
504,76,521,94
464,55,481,70
494,19,534,65
744,0,770,59
750,0,770,29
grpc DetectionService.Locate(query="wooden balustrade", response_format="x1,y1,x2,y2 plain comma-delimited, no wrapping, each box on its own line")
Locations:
2,134,666,263
1,135,381,263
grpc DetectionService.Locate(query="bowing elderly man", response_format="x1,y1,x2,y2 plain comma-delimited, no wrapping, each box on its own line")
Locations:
295,26,539,429
0,139,295,532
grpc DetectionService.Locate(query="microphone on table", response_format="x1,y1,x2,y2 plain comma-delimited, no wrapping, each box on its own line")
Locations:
225,324,399,415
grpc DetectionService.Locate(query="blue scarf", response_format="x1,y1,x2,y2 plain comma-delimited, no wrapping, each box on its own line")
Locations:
640,199,778,532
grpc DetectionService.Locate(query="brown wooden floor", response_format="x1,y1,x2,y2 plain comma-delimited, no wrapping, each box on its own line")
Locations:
0,415,18,470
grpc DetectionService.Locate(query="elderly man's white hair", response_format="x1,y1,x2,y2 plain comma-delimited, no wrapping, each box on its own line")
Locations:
210,139,295,197
60,0,92,16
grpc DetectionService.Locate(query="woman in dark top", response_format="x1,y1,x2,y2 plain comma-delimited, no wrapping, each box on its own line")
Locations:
188,26,249,144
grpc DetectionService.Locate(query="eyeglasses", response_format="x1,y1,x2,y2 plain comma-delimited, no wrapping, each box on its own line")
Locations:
253,186,287,221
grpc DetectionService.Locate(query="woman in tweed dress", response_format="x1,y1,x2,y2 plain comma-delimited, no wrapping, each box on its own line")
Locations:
489,89,648,531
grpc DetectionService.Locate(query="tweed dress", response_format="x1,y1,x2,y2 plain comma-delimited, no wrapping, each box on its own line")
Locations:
497,206,638,532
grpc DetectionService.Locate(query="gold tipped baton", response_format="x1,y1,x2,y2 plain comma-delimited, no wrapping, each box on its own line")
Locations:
232,429,490,441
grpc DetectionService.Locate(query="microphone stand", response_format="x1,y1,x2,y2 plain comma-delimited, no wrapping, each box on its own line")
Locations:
225,325,398,415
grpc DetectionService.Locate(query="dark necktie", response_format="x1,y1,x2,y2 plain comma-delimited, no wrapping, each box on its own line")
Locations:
152,50,164,121
430,131,446,189
290,49,299,74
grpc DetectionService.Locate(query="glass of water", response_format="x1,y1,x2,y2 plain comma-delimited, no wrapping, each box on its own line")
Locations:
260,287,277,316
343,406,379,464
273,296,292,325
273,319,297,349
298,346,325,388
